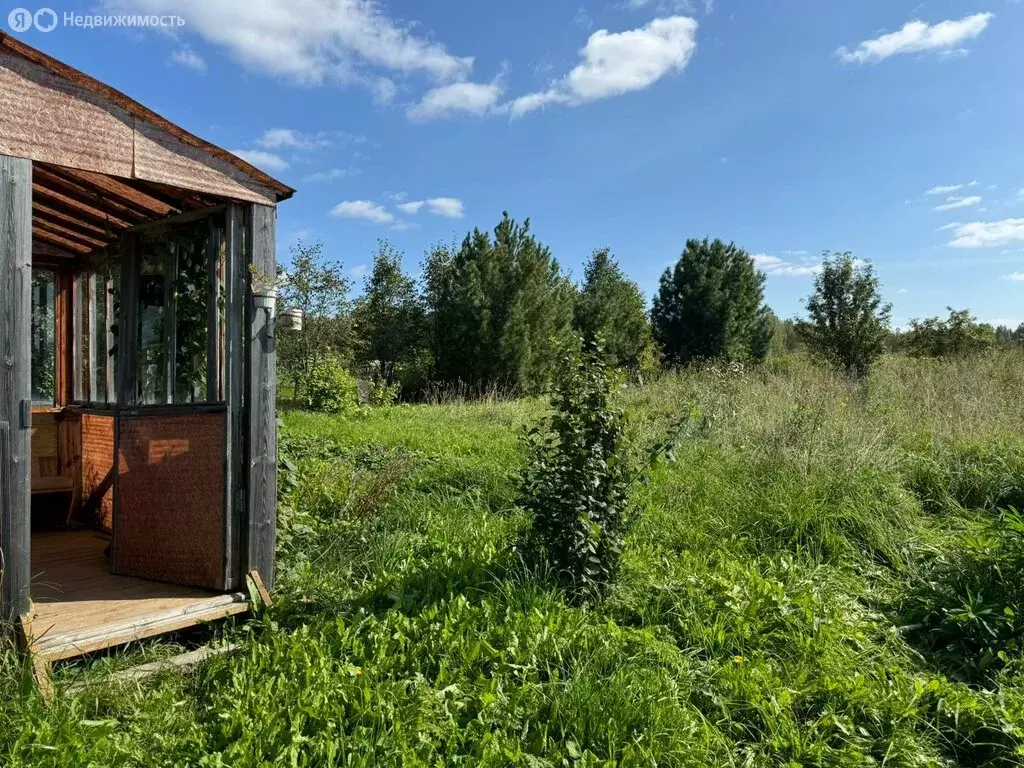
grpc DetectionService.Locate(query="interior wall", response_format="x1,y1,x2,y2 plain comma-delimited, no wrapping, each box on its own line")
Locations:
80,412,114,530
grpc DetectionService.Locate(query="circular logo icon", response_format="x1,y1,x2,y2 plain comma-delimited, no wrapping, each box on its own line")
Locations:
7,7,33,32
34,7,57,32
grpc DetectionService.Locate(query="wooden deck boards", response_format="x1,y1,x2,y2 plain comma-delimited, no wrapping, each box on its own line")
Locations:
28,530,248,661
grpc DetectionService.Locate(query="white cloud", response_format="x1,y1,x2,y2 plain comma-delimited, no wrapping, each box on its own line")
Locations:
407,82,503,121
350,264,368,277
397,201,425,214
102,0,473,89
573,6,594,30
230,149,288,172
937,221,963,232
948,219,1024,248
935,195,982,212
170,47,206,71
302,168,354,183
926,180,979,195
752,253,820,277
424,197,465,218
330,200,394,224
384,191,408,202
503,16,698,117
372,77,398,105
396,197,465,218
258,128,331,150
836,13,993,64
1004,272,1024,282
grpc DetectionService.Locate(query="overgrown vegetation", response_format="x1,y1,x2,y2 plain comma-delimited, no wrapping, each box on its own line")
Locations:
4,353,1024,765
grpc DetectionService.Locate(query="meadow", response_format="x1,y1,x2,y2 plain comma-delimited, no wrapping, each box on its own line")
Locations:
3,353,1024,766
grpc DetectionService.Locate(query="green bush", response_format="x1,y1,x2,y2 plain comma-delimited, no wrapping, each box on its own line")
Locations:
303,356,358,414
519,341,632,601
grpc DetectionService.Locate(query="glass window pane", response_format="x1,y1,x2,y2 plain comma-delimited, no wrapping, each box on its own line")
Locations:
172,221,211,404
74,261,120,405
138,238,170,404
31,269,56,405
135,217,222,405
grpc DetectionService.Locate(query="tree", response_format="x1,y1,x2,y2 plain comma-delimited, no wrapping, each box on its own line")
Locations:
906,308,996,358
277,241,353,400
651,238,768,365
352,240,425,387
573,249,653,374
423,213,575,394
797,252,891,378
1015,323,1024,349
751,306,782,362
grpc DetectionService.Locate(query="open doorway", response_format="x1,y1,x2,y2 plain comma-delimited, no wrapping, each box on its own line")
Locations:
26,199,248,662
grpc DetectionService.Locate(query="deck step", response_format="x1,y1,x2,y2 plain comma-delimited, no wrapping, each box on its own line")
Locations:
30,593,249,662
65,643,240,694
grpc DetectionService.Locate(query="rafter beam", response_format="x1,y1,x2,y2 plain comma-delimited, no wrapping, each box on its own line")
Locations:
34,167,149,223
32,226,93,254
32,183,132,230
55,167,178,217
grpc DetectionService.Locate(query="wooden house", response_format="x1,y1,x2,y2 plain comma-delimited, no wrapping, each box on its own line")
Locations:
0,33,291,664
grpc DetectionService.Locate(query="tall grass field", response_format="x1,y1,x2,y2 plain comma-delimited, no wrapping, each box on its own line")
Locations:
4,353,1024,766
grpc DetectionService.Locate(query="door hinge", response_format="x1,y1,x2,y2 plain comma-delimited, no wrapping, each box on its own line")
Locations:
20,400,31,429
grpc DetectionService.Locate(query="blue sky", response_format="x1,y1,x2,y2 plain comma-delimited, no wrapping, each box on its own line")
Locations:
11,0,1024,326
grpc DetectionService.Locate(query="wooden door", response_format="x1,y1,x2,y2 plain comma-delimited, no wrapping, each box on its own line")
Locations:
112,409,228,590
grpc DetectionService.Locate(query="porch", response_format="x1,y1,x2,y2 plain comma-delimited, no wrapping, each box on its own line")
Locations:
28,530,248,662
0,34,288,666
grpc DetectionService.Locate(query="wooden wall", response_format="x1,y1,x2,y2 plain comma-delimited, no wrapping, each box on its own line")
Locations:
114,411,226,589
79,412,114,529
0,50,278,205
0,154,32,621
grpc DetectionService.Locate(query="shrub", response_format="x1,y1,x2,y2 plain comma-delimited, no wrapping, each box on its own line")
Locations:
303,356,358,414
906,308,996,359
518,340,683,601
518,340,631,600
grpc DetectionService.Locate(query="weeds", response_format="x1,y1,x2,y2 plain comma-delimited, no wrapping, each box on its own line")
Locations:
3,352,1024,766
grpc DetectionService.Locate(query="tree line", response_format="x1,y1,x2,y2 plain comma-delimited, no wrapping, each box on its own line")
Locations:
277,212,1022,408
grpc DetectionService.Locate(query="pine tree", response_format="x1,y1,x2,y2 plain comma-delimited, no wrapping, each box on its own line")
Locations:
651,238,767,365
574,249,653,373
423,213,574,393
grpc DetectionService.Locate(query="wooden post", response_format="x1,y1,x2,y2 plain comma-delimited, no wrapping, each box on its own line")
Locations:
104,277,114,403
69,271,81,404
163,241,177,404
206,217,221,403
87,273,97,402
245,204,276,590
0,155,32,622
116,234,139,407
222,204,245,590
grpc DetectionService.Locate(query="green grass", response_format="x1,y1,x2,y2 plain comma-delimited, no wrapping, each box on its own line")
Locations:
4,353,1024,766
